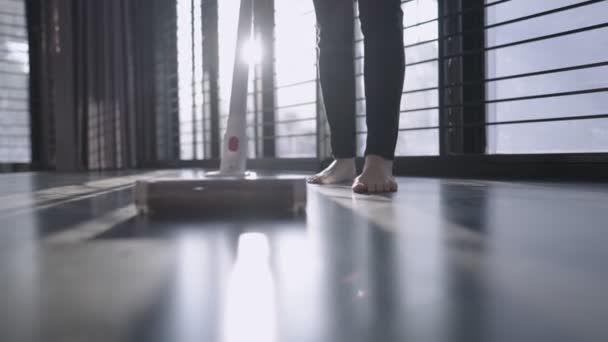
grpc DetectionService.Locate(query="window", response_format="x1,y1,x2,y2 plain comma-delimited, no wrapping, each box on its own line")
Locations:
217,0,267,158
485,0,608,153
0,0,30,163
355,0,439,156
173,0,608,164
177,0,209,160
274,0,318,158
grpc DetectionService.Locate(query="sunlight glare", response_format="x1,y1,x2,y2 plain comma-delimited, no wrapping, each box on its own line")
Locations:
222,233,277,342
241,38,264,65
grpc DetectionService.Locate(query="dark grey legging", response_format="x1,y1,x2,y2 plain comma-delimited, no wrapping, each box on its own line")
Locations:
313,0,405,160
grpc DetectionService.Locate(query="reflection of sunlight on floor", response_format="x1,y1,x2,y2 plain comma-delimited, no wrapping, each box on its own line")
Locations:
174,237,208,341
276,231,321,288
223,233,277,342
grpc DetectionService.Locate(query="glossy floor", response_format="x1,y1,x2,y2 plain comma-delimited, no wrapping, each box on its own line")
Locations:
0,171,607,342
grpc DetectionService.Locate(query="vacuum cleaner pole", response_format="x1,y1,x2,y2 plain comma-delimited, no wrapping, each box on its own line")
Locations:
219,0,254,175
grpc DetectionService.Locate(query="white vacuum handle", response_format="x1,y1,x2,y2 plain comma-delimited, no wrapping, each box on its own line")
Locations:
219,0,254,175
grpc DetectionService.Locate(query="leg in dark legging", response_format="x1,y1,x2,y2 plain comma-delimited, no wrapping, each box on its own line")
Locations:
359,0,405,160
352,0,404,193
314,0,357,158
308,0,357,184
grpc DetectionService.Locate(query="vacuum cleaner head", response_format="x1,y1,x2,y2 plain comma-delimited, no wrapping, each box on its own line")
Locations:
135,173,307,218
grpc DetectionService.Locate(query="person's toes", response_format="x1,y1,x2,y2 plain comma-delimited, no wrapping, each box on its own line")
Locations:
374,183,384,194
352,181,367,194
309,175,330,184
307,175,321,184
383,181,392,192
319,176,334,185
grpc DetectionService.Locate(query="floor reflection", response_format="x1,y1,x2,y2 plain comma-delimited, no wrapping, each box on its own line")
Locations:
222,233,277,342
0,234,41,341
274,229,326,341
2,173,605,342
173,237,210,341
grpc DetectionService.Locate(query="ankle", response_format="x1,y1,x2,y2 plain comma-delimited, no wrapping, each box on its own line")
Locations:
333,157,356,167
361,155,393,175
364,154,392,166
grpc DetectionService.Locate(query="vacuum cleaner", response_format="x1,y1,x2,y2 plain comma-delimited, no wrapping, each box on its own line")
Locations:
134,0,307,217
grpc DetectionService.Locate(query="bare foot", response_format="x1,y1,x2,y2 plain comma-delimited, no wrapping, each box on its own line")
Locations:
307,158,356,185
352,155,397,194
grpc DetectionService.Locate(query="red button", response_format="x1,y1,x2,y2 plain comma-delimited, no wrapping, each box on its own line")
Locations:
228,136,239,151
